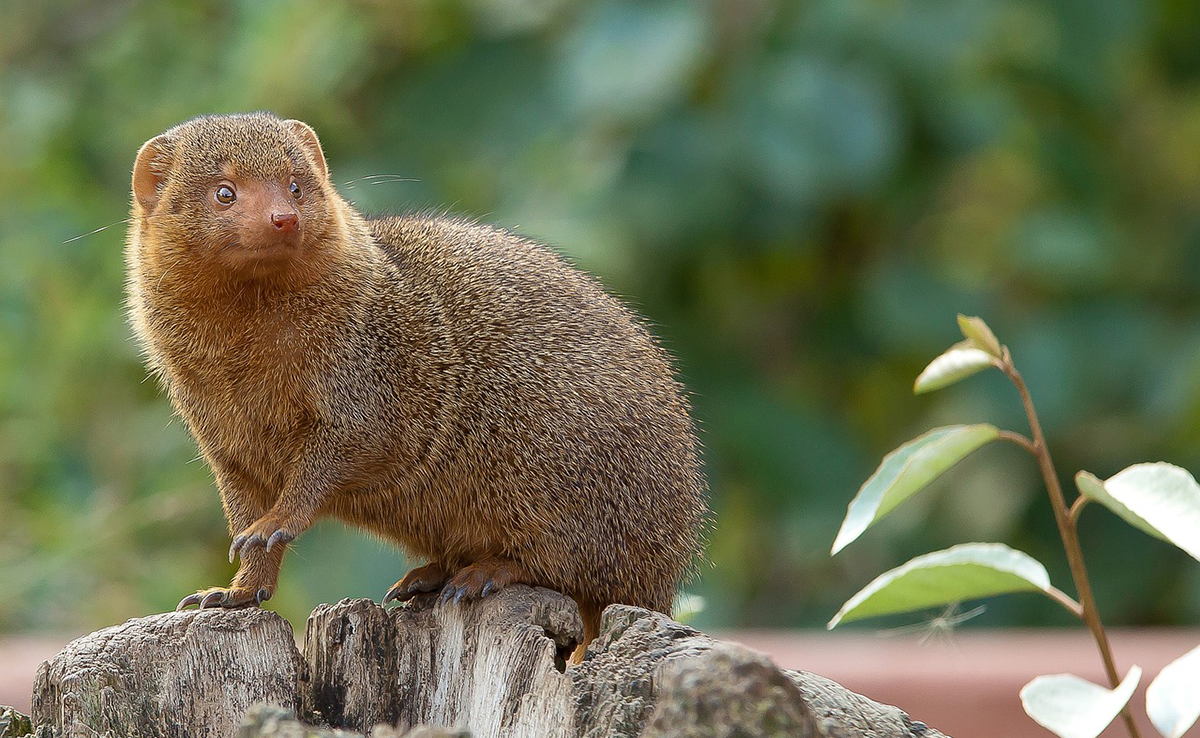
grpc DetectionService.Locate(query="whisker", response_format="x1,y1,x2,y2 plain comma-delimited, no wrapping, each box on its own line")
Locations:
64,212,169,244
353,174,420,182
64,218,134,244
340,174,420,191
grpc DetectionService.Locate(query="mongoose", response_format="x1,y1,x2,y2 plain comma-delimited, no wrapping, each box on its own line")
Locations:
125,112,707,656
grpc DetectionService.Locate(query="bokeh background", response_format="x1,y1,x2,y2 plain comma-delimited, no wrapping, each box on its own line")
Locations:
4,0,1200,638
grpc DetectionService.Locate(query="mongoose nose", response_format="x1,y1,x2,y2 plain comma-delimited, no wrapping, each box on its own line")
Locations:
271,212,299,232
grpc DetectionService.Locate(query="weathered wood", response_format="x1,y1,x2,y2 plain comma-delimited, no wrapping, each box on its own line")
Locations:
302,589,580,737
1,706,33,738
236,704,467,738
572,604,942,738
32,587,949,738
642,644,818,738
301,598,402,729
783,669,928,738
33,608,302,738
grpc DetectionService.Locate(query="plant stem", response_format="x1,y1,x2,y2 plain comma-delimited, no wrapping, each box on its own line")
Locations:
1069,496,1091,527
1045,586,1083,619
999,349,1141,738
999,430,1036,455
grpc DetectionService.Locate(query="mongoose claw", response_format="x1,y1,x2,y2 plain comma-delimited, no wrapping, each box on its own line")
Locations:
200,590,226,608
228,532,270,562
382,583,422,605
436,558,530,606
228,536,250,563
228,520,297,562
383,562,449,605
266,529,294,551
439,584,465,604
176,592,204,610
175,585,272,610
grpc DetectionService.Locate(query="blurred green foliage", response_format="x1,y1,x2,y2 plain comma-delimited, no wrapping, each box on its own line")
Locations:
4,0,1200,635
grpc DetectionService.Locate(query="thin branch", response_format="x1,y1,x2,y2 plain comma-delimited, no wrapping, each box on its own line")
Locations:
1044,586,1084,619
1069,496,1091,527
998,430,1036,455
999,350,1141,738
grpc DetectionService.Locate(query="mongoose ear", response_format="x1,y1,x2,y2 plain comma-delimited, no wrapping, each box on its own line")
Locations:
284,119,328,180
132,134,173,212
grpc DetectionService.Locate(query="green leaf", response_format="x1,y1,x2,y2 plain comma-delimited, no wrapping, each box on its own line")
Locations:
1020,667,1141,738
1075,463,1200,563
957,314,1002,357
1147,643,1200,738
831,424,1000,554
827,542,1051,628
913,342,996,394
1074,471,1165,542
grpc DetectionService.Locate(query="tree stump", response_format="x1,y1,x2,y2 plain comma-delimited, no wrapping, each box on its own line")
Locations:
300,589,578,735
33,607,302,738
26,586,948,738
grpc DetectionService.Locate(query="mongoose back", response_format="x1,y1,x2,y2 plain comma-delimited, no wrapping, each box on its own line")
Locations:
126,112,708,656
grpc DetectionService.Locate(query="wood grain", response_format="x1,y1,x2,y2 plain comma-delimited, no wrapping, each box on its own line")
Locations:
28,587,946,738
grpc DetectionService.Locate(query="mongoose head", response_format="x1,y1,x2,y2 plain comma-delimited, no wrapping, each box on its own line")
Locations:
130,112,340,280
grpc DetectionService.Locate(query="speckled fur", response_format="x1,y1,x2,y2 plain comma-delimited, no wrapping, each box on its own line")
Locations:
126,113,707,637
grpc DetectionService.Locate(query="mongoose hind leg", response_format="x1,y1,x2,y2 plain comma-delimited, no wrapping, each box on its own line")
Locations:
438,557,533,604
383,561,451,604
571,600,604,665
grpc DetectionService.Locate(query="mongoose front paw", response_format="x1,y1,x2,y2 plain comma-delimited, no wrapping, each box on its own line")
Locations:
438,558,531,605
176,585,271,610
228,516,298,562
383,562,450,605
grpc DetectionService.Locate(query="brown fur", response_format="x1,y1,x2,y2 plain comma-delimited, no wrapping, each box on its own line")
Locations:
126,112,708,657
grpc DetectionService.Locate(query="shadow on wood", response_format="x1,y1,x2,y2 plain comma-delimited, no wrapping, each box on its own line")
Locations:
27,586,947,738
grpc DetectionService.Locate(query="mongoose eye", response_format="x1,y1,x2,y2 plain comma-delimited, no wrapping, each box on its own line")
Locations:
289,181,302,200
214,185,236,205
